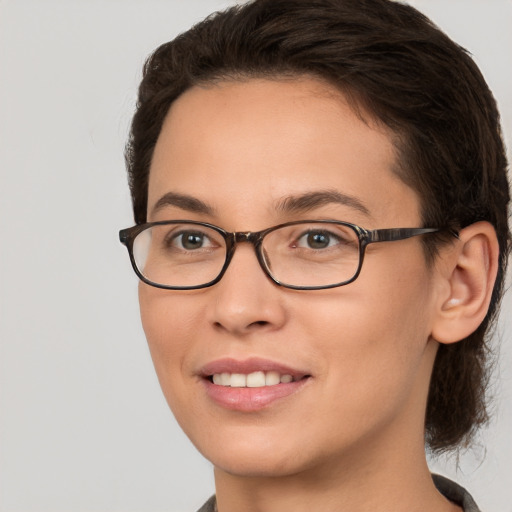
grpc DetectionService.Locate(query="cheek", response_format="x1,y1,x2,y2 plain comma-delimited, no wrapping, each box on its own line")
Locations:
355,243,435,343
301,255,435,410
138,285,201,395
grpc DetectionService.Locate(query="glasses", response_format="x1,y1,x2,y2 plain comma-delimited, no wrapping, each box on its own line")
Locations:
119,220,444,291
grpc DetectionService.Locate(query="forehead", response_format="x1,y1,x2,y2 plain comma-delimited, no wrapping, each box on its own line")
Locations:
148,77,421,227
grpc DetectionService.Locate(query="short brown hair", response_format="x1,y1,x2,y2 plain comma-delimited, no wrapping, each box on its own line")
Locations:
125,0,511,452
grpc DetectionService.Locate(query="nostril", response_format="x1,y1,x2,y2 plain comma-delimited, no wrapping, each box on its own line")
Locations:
250,320,270,328
212,319,270,333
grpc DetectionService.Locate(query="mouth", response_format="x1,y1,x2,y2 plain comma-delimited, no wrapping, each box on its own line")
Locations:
199,358,312,411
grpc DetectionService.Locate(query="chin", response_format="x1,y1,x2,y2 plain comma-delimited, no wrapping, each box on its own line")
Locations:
188,425,313,478
212,451,308,479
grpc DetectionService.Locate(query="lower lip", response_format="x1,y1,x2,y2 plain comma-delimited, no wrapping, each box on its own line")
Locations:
202,378,310,412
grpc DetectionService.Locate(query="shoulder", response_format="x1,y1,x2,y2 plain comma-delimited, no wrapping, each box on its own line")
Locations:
195,478,481,512
433,474,481,512
196,495,216,512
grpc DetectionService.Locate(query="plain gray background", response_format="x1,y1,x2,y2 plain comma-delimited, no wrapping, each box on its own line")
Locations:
0,1,510,511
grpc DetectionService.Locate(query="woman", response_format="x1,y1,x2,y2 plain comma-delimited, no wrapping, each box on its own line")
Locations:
119,0,510,510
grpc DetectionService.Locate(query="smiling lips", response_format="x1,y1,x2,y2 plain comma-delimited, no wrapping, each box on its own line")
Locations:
201,358,311,411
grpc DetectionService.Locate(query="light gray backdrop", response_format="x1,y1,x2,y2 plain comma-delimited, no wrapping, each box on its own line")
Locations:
0,1,510,511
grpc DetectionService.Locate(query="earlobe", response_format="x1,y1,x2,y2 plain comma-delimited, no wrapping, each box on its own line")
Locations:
431,221,499,344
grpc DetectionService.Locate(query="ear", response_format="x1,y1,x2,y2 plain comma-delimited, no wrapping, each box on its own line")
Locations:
431,221,500,344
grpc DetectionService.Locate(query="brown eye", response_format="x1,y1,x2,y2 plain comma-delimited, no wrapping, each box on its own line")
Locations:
306,232,330,249
168,230,214,251
181,232,205,250
296,230,339,249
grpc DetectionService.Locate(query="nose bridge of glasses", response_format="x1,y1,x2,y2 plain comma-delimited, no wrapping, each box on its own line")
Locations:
233,231,264,246
227,230,269,277
233,231,252,241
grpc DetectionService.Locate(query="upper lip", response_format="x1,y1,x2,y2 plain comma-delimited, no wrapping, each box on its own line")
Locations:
200,357,310,379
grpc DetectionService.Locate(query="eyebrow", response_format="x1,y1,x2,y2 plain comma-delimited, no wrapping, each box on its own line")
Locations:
151,192,215,217
276,190,371,217
150,189,371,219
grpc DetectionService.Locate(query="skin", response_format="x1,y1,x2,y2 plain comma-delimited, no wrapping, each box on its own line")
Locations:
139,77,465,512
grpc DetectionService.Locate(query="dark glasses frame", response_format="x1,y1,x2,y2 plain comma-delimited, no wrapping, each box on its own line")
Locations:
119,220,452,291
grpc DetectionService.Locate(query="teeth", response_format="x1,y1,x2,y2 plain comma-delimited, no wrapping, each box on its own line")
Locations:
246,371,265,388
211,371,296,388
230,373,246,387
265,371,280,386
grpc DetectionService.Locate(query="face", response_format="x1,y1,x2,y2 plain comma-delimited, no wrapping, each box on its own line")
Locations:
140,78,440,479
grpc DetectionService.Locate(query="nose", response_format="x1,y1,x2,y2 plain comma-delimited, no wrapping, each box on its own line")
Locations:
206,242,288,336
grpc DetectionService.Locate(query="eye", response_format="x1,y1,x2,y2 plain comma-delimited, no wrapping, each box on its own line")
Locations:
170,230,215,250
296,230,341,249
